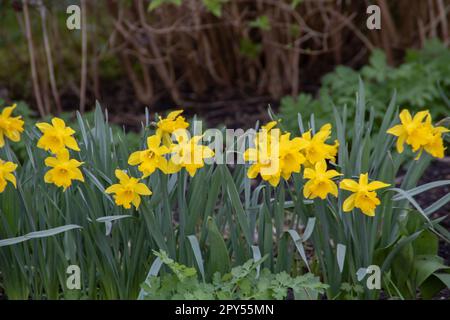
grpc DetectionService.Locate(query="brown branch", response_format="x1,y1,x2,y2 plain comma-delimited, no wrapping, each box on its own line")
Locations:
80,0,88,113
38,2,62,114
22,0,46,117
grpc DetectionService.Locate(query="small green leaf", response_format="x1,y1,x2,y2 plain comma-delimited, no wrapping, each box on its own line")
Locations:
249,15,271,31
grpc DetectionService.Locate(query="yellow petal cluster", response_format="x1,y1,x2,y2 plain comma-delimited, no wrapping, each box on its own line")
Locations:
128,135,170,177
36,117,80,153
44,149,84,191
340,174,390,217
0,159,18,193
303,160,342,199
297,124,339,167
0,104,24,148
156,110,189,147
244,122,305,187
105,169,152,209
169,130,215,177
387,109,448,159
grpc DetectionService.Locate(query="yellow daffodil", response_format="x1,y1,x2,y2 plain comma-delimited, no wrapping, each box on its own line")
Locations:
279,133,306,180
105,169,152,209
340,173,390,217
36,117,80,153
156,110,189,146
169,130,214,177
303,160,342,200
298,124,339,167
244,128,282,186
128,135,170,177
244,146,281,187
0,159,18,193
387,109,448,159
244,126,305,186
0,104,24,148
387,109,432,153
261,121,278,131
423,125,449,158
44,149,84,191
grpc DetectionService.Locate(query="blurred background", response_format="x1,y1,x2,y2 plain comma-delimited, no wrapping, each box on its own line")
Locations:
0,0,449,130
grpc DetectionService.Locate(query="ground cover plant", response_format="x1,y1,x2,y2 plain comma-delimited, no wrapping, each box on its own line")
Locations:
0,82,449,300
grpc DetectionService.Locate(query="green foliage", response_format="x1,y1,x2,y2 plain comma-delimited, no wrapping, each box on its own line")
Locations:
1,86,448,300
291,0,303,9
280,39,450,133
140,251,327,300
148,0,182,11
202,0,228,17
380,212,450,299
249,16,271,31
239,38,262,59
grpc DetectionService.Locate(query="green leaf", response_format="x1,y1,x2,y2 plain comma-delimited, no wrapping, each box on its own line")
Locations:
206,217,231,278
0,224,82,247
291,0,303,9
336,244,346,273
249,15,271,31
202,0,227,17
239,38,262,59
412,230,439,256
415,255,449,287
148,0,182,11
187,235,206,282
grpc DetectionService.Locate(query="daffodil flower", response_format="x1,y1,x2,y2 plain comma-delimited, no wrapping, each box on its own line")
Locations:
169,130,214,177
303,160,342,199
156,110,189,147
244,125,306,186
105,170,152,209
36,117,80,153
387,109,432,153
0,104,24,148
423,125,449,158
387,109,448,159
298,124,339,167
279,133,306,180
244,127,282,186
128,135,171,177
0,159,18,193
44,149,84,191
340,173,390,217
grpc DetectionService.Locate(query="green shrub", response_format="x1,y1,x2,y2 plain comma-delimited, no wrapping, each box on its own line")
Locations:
280,39,450,134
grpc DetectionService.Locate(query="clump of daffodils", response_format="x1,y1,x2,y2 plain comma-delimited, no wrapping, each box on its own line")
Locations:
243,121,392,217
1,104,447,218
387,109,449,159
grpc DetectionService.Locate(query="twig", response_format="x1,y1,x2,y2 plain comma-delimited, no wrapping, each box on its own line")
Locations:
39,2,62,114
22,0,46,117
80,0,88,113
